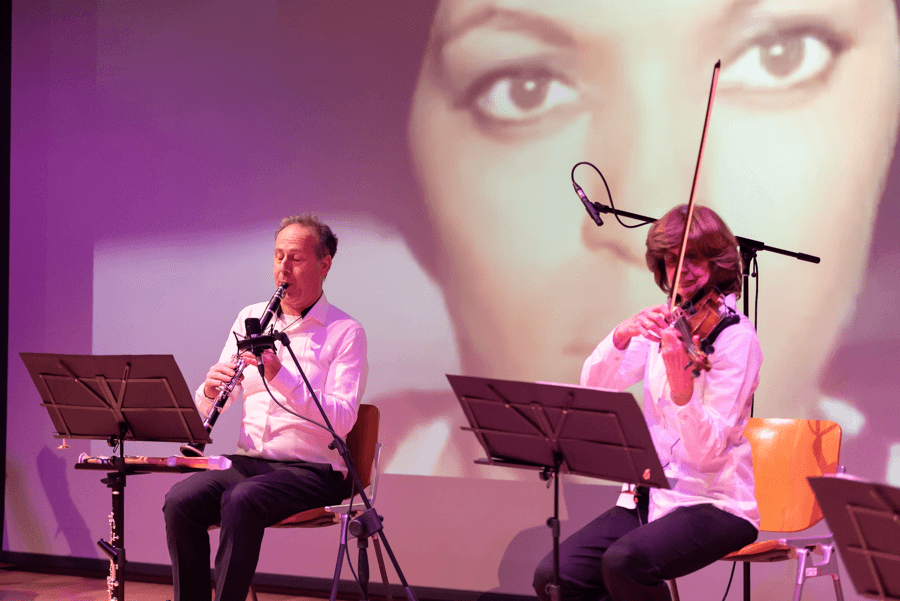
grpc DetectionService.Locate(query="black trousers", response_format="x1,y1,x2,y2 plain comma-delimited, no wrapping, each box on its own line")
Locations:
163,454,349,601
533,491,758,601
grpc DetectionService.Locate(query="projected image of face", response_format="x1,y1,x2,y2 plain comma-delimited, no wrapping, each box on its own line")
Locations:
408,0,900,427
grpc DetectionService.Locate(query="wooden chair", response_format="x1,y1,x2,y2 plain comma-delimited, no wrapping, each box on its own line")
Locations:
668,418,843,601
245,404,387,601
721,418,844,601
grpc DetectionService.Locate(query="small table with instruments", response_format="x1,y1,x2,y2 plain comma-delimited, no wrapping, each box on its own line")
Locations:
74,453,231,601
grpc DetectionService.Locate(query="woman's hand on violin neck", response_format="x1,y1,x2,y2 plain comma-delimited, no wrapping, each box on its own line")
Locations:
613,305,670,350
660,328,696,406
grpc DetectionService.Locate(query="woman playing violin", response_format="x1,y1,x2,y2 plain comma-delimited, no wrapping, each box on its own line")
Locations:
533,204,761,601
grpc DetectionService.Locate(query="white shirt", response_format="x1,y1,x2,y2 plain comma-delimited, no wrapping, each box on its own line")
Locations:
195,294,368,474
581,294,761,529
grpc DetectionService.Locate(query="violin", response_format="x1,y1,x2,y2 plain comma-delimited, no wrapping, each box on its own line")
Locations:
669,288,740,376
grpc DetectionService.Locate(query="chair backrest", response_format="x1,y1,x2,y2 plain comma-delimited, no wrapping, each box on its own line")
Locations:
345,404,380,491
744,417,842,533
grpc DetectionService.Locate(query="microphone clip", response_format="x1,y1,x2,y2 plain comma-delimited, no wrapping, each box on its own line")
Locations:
237,319,280,379
237,317,279,356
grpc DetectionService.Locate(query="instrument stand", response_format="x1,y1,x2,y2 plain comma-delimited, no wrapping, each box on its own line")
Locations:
538,459,564,601
809,476,900,601
20,352,209,601
252,330,418,601
446,375,672,601
96,424,129,601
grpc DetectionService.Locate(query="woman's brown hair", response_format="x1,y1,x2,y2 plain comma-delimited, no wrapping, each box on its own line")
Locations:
645,204,742,299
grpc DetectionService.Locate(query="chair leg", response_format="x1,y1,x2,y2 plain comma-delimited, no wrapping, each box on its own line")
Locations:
793,547,810,601
372,533,393,601
329,513,351,601
820,543,844,601
248,583,260,601
667,579,681,601
792,542,844,601
743,562,750,601
831,575,844,601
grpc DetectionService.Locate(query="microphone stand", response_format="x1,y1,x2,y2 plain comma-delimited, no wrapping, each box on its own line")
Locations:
579,196,819,265
237,330,418,601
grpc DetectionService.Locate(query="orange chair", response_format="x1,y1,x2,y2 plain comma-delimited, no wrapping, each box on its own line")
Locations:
720,418,844,601
242,404,387,601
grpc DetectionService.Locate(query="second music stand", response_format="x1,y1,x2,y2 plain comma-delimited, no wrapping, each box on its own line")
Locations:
809,476,900,600
446,374,669,601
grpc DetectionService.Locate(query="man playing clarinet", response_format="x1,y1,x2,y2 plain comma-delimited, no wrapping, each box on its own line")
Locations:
163,214,368,601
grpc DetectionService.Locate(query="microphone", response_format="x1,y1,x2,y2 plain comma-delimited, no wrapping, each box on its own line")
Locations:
573,181,603,226
244,316,263,338
243,317,268,378
242,283,290,378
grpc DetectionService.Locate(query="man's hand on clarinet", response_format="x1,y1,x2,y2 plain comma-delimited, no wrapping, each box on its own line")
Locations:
203,360,243,400
241,349,282,382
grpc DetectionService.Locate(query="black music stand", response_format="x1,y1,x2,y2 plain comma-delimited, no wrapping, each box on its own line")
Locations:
20,352,210,601
808,476,900,600
446,374,669,601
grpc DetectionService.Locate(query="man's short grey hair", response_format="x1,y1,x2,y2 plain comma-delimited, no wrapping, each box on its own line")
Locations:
275,214,338,260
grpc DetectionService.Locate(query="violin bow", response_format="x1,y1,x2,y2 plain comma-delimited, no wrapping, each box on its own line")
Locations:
668,60,721,313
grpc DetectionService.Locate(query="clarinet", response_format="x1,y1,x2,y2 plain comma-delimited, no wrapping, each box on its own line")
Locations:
181,283,289,457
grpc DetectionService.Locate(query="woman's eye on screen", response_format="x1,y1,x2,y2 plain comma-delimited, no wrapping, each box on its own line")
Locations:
462,69,578,125
720,27,846,91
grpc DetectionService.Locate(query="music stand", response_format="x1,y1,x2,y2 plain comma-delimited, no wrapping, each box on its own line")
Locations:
808,476,900,600
446,374,669,601
20,352,210,601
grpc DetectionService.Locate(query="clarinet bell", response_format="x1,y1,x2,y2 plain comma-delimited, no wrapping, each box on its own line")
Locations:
180,442,206,457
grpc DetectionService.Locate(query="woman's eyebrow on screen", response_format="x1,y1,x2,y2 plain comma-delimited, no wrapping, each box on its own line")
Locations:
434,6,576,54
